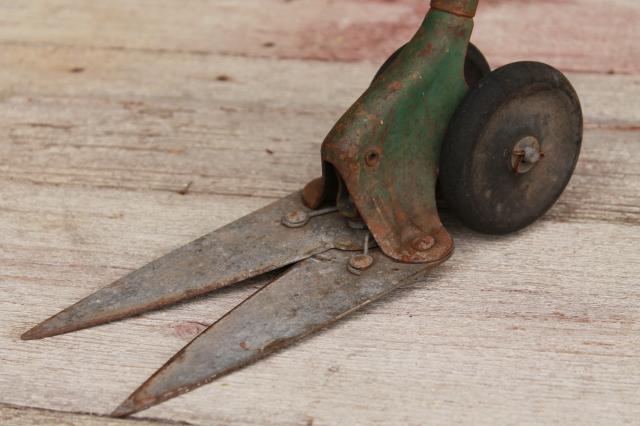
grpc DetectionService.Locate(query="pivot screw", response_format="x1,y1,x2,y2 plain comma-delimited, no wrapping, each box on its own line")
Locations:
412,235,435,252
348,254,374,275
282,210,309,228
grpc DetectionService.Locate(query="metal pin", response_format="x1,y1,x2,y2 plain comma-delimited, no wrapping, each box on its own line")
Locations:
348,232,374,275
282,206,338,228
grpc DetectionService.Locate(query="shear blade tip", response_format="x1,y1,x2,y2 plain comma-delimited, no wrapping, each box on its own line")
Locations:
20,326,46,341
111,399,138,417
21,320,66,340
21,314,91,340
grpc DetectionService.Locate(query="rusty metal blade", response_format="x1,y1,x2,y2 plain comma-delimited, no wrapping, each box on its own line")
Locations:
112,249,434,417
22,192,368,340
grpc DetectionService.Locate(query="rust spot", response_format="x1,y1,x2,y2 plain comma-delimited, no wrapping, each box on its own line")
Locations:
265,148,274,155
388,81,403,91
216,74,233,82
239,341,250,350
430,0,477,18
302,176,326,209
172,321,207,339
418,43,434,57
69,67,85,73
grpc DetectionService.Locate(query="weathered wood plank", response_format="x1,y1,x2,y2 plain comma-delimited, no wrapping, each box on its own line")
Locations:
1,45,639,225
0,403,182,426
1,1,639,425
1,55,638,423
0,0,638,74
2,185,638,424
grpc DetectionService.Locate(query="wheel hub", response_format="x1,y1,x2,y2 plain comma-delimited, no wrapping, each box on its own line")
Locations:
511,136,543,174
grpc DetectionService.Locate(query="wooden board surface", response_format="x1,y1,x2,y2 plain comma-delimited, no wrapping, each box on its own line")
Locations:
1,1,639,425
0,404,182,426
2,0,638,73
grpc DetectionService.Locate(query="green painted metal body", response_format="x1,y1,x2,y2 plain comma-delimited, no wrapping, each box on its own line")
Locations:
304,0,478,264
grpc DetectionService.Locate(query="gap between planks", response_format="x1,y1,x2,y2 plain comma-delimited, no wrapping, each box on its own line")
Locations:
0,403,193,426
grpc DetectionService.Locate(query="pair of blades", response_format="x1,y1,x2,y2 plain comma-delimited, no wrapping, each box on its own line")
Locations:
22,191,436,416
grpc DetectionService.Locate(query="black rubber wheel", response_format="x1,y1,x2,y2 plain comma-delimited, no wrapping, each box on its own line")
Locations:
439,61,583,234
372,42,491,88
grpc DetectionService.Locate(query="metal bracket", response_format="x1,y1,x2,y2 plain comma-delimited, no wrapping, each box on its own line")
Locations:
303,0,478,264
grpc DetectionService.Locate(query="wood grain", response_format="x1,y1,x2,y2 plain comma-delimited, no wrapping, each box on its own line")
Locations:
0,0,638,425
0,404,182,426
3,191,639,425
1,0,638,73
2,45,639,222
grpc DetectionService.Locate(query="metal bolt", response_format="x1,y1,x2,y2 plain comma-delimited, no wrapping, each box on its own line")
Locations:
281,210,309,228
347,254,374,275
411,235,435,252
522,145,541,164
511,136,543,174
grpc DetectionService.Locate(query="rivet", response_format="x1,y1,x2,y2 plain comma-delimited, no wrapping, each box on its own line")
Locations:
347,254,374,275
411,235,436,252
281,210,309,228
